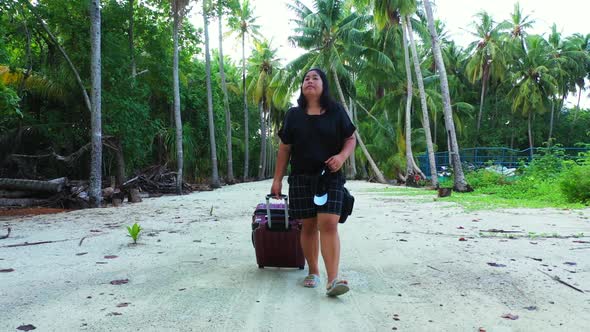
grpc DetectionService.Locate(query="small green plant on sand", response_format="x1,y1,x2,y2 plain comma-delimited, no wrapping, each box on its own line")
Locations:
127,223,142,244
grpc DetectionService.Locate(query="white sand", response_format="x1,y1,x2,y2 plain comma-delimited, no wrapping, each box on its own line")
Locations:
1,179,589,331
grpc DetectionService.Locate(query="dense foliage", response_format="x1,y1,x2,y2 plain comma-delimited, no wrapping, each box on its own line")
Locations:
0,0,588,186
440,146,590,205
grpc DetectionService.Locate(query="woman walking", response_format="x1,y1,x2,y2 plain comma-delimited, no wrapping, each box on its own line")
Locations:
270,68,356,296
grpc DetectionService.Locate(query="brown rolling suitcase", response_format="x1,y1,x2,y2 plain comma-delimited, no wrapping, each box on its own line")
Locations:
251,195,305,269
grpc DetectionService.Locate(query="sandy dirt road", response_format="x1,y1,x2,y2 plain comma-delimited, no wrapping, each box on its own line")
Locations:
1,179,589,331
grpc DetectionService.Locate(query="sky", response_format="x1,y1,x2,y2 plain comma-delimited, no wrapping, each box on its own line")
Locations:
187,0,589,108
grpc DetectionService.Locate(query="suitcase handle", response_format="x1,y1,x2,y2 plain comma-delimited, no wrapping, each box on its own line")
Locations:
265,194,289,229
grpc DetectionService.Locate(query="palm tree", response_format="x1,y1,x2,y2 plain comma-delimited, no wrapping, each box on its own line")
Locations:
286,0,390,184
405,15,438,187
563,33,590,120
89,0,102,206
20,0,92,113
400,15,419,185
547,28,590,141
465,11,508,140
203,0,221,188
507,35,559,158
547,24,568,142
128,0,136,80
247,39,280,180
217,0,234,183
172,0,190,194
505,2,535,52
369,0,431,185
227,0,261,180
423,0,471,192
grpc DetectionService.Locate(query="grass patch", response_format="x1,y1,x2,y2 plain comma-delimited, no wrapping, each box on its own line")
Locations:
436,176,587,211
364,187,436,197
437,190,585,211
364,179,586,212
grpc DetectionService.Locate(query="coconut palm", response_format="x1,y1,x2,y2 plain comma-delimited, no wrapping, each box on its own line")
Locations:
505,2,535,52
423,0,471,192
563,33,590,120
405,15,438,186
507,35,559,158
128,0,136,79
285,0,390,184
369,0,433,184
89,0,102,206
227,0,261,180
171,0,190,193
20,0,92,113
400,15,420,184
202,0,221,188
247,39,280,180
546,24,569,142
465,11,508,140
217,0,234,183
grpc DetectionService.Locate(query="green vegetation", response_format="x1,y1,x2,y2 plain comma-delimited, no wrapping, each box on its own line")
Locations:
126,222,142,244
369,146,590,210
0,0,588,194
438,146,590,210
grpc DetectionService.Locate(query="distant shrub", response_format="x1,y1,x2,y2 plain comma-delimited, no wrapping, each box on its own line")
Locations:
560,165,590,204
521,145,566,180
560,149,590,204
465,169,509,188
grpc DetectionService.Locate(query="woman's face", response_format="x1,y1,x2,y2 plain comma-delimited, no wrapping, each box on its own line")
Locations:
302,70,323,101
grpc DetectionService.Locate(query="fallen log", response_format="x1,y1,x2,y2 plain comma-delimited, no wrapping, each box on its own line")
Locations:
0,177,66,193
0,198,49,207
0,190,35,198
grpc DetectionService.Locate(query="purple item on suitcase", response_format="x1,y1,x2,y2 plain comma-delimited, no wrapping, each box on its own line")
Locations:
251,195,305,269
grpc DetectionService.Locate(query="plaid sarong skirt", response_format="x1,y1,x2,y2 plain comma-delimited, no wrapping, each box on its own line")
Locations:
287,172,346,219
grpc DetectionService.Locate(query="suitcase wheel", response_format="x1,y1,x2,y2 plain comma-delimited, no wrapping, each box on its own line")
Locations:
258,265,264,269
299,266,304,270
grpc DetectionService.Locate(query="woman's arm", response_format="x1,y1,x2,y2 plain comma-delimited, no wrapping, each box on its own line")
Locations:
325,132,356,172
271,143,291,197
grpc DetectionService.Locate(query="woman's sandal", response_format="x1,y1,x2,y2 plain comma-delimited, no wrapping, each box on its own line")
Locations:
303,274,321,288
326,279,349,297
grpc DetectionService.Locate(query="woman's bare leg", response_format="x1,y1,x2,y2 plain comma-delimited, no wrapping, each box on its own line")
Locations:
317,213,341,287
300,217,320,277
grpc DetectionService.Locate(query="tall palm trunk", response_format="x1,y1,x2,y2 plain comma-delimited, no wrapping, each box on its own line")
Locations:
548,99,554,144
406,15,438,187
331,67,387,184
217,1,234,183
401,18,417,186
172,5,184,194
423,0,471,192
476,64,490,139
574,86,582,121
353,98,368,179
257,101,267,180
527,112,534,159
16,7,31,99
89,0,102,206
265,113,273,178
557,93,566,120
347,96,357,179
203,1,220,188
128,0,136,79
242,33,249,180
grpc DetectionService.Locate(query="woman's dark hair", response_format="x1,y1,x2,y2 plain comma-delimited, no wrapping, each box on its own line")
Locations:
296,68,338,111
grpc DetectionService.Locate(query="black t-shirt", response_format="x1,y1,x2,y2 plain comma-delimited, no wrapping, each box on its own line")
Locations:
278,104,356,175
